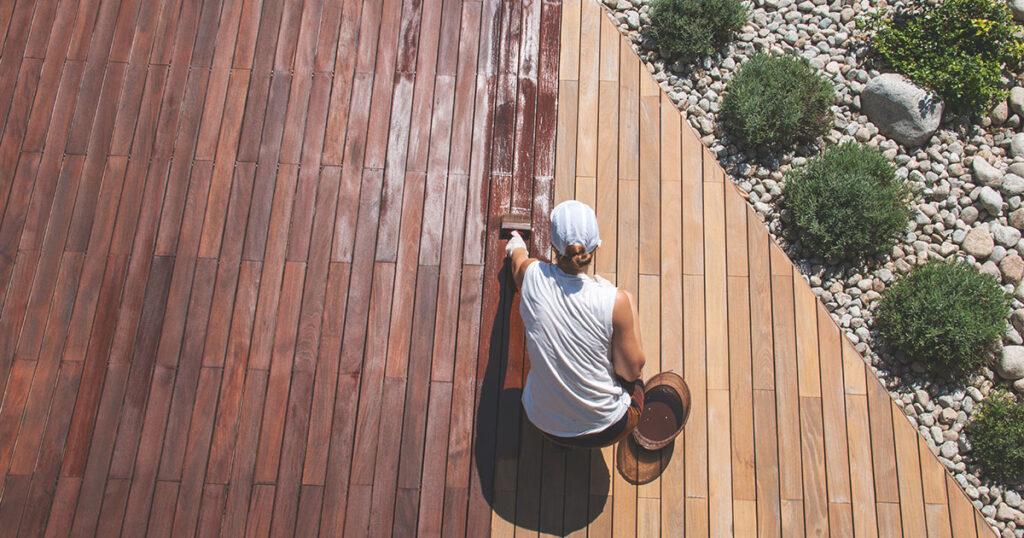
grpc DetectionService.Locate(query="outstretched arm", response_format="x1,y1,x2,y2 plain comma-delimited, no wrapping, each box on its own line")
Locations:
611,289,646,382
506,231,537,290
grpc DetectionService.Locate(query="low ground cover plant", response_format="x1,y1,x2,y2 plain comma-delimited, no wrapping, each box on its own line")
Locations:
866,0,1024,114
784,142,910,260
875,260,1010,378
720,53,834,151
645,0,748,63
965,391,1024,484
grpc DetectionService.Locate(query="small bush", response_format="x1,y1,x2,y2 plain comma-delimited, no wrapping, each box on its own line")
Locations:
783,143,910,260
645,0,748,63
720,53,834,151
965,391,1024,484
875,260,1010,378
867,0,1024,114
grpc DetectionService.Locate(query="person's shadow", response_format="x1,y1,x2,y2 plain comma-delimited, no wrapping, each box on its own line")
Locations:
473,260,610,534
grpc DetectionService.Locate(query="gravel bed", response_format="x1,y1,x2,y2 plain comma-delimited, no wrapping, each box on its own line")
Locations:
600,0,1024,533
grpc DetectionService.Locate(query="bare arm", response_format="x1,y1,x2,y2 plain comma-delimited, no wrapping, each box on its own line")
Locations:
611,289,645,381
509,242,536,290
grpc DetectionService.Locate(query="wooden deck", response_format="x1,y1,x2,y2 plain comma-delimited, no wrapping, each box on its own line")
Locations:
0,0,996,535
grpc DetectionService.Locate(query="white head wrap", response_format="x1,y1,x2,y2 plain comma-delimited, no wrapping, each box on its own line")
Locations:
550,200,601,255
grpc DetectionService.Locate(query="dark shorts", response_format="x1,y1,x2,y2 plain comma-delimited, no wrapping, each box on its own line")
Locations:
538,379,645,449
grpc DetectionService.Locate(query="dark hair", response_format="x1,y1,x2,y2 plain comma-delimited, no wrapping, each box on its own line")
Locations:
556,244,593,274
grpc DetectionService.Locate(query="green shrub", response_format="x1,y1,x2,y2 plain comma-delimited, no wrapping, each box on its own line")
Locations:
965,391,1024,484
720,53,834,151
645,0,748,63
875,260,1010,378
783,143,910,260
867,0,1024,114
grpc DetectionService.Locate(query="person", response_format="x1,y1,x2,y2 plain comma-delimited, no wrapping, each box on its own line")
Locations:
505,200,646,448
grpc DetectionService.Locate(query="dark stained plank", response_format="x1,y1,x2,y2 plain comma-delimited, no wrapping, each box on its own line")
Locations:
219,368,270,537
441,265,483,537
67,363,129,535
416,381,454,535
384,172,426,379
206,261,262,482
170,367,224,537
6,253,81,473
15,360,83,537
253,261,306,483
0,359,35,478
302,261,350,485
294,485,324,537
42,476,81,537
145,481,178,538
267,367,314,537
195,484,227,537
368,377,408,537
286,73,332,260
393,265,441,524
340,263,396,531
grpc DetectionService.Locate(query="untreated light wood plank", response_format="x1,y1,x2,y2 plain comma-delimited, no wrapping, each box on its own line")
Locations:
892,399,928,537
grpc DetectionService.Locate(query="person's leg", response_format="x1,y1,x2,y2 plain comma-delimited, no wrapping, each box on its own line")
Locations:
602,379,645,446
542,379,645,449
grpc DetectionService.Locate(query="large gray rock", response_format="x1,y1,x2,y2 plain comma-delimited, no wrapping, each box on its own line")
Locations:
862,74,943,146
1011,86,1024,116
1011,0,1024,22
1012,133,1024,159
1000,254,1024,283
990,100,1010,125
962,226,995,258
1003,173,1024,196
978,186,1005,216
974,157,1004,188
994,223,1023,247
998,346,1024,380
1010,208,1024,230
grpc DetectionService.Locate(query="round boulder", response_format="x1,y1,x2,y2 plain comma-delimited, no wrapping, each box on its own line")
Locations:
1000,254,1024,284
973,157,1004,188
997,346,1024,380
1002,173,1024,196
1011,0,1024,22
1011,86,1024,116
977,186,1004,216
1012,133,1024,159
862,74,943,147
962,226,995,258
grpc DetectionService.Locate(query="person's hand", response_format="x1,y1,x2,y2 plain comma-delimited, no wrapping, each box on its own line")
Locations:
505,230,527,257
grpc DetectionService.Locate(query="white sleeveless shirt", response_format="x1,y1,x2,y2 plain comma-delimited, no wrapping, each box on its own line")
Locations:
519,262,630,437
